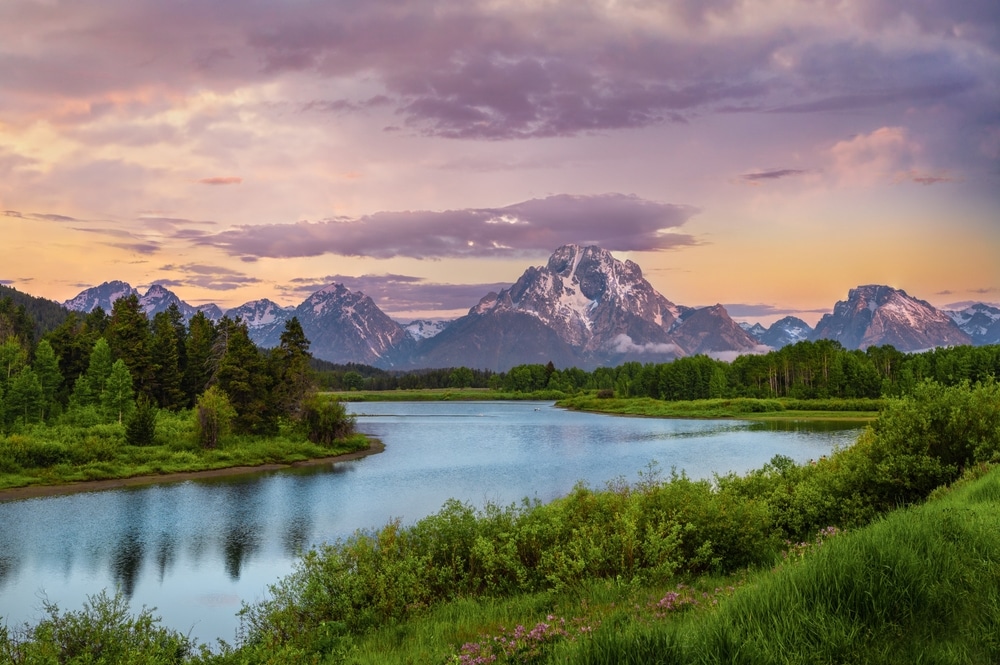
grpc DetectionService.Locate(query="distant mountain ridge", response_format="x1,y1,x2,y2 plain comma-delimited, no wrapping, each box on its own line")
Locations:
59,249,995,370
945,303,1000,346
741,316,813,349
811,285,970,352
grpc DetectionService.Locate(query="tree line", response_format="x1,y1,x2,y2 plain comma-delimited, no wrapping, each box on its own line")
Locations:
0,293,345,446
318,340,1000,401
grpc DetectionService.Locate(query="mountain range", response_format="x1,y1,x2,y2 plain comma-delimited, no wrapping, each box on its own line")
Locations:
59,245,998,370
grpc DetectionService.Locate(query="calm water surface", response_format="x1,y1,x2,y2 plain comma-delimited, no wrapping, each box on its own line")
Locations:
0,401,862,644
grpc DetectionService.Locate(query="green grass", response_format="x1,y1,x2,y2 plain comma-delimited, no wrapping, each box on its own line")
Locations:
243,465,1000,665
0,410,371,491
557,396,881,421
568,464,1000,665
328,388,572,402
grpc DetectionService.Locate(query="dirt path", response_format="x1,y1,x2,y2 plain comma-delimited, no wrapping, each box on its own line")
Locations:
0,438,385,502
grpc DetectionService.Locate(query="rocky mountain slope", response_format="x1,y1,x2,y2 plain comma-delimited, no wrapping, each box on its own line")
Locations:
64,281,138,313
225,299,293,348
945,303,1000,346
811,285,971,351
742,316,813,349
294,284,414,366
404,244,758,370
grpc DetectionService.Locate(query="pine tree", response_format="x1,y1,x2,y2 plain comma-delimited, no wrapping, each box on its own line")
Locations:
125,395,158,446
105,294,153,398
183,312,217,405
215,318,276,435
270,317,314,419
150,310,185,410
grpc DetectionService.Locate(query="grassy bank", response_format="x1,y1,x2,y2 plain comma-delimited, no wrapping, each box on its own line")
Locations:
337,464,1000,664
556,395,882,421
333,390,881,422
0,408,370,492
327,388,569,402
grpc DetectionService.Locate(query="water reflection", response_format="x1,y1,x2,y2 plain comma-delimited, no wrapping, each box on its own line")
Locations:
0,402,863,644
746,419,872,433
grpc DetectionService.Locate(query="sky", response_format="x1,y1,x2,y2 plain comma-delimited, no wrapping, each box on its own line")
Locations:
1,0,998,327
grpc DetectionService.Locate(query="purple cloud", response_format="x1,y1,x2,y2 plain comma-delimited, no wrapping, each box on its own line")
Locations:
281,274,511,316
193,194,699,260
158,263,262,290
109,242,161,255
740,169,808,182
2,0,992,143
4,210,82,222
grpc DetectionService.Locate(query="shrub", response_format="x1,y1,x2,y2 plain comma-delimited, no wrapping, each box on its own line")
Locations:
2,590,192,664
23,441,69,468
193,386,235,449
299,394,356,446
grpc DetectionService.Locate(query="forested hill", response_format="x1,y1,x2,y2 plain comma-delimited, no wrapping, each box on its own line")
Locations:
0,284,70,345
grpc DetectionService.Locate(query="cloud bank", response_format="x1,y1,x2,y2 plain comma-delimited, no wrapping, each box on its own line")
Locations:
194,193,699,260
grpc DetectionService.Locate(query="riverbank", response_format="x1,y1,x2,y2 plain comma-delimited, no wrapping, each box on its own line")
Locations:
556,395,881,421
0,437,384,502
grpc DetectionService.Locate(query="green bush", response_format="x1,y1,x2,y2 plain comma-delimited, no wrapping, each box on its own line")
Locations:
299,394,355,446
23,440,69,468
1,591,192,664
193,386,235,449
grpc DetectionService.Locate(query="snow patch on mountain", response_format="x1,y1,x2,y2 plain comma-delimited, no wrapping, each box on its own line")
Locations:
404,320,451,340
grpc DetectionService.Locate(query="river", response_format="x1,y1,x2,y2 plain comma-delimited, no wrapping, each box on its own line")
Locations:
0,401,862,644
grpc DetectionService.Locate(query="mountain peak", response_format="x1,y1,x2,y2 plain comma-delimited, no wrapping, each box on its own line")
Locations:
64,281,139,313
814,284,970,351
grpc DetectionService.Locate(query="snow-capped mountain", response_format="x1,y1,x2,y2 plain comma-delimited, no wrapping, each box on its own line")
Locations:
139,284,199,320
293,284,413,365
225,299,294,348
739,322,768,338
812,285,971,351
404,245,757,370
945,303,1000,346
63,264,991,372
741,316,813,349
404,319,451,340
64,281,138,313
478,244,684,352
195,303,225,322
65,282,220,323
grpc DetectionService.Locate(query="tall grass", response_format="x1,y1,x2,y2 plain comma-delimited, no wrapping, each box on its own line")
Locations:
570,464,1000,665
557,396,882,419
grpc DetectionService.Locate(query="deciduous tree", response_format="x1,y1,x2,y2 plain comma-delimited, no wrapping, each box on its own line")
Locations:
103,359,135,424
